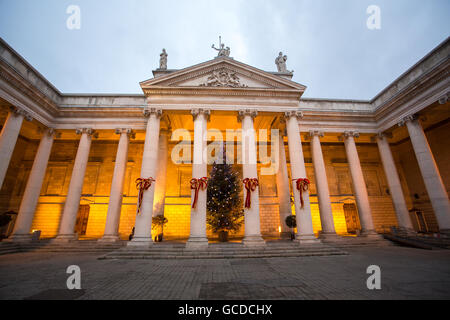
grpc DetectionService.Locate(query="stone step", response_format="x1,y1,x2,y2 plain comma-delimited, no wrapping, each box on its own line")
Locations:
120,246,339,252
1,237,393,257
100,243,348,259
101,251,347,260
383,234,450,250
0,241,125,255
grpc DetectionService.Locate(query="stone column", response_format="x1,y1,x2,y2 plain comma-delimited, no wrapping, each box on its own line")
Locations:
152,129,170,218
129,108,162,246
10,128,56,241
0,107,32,189
342,131,378,237
375,132,414,233
55,128,95,242
400,115,450,233
275,131,292,238
239,109,265,246
187,109,210,248
100,128,134,242
285,111,318,243
309,130,338,239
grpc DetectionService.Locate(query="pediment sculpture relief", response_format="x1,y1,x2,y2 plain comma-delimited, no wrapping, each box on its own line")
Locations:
200,69,248,88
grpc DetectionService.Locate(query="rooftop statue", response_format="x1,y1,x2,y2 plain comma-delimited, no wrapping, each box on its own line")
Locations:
212,36,230,57
159,48,168,70
275,51,292,73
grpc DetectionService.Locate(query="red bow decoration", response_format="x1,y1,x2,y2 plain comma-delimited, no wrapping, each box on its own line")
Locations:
293,178,310,208
135,177,155,215
190,177,208,209
243,178,259,209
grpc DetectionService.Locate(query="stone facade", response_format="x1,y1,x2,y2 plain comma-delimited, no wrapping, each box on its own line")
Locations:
0,36,449,244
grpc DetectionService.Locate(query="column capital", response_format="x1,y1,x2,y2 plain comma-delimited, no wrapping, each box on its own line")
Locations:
191,108,211,121
10,106,32,121
398,114,418,127
338,130,359,141
238,109,258,122
309,130,324,138
37,127,60,138
143,107,163,118
115,128,135,139
76,128,98,138
438,92,449,105
284,110,304,120
371,131,392,142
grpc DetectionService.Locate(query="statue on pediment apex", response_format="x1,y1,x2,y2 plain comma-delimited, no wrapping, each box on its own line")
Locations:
159,48,168,70
275,52,291,73
212,36,230,57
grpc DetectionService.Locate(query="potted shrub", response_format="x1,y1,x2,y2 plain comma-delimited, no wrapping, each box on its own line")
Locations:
285,215,297,240
152,214,168,242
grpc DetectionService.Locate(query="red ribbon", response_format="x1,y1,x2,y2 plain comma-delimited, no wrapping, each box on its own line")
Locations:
135,177,155,215
243,178,259,209
190,177,208,209
293,178,310,208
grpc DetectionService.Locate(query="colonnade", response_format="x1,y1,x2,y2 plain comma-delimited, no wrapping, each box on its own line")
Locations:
2,106,449,243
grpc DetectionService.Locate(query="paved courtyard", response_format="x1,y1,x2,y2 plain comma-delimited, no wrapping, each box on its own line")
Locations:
0,246,449,300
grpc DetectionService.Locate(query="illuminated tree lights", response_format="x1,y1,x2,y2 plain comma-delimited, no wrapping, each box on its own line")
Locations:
206,156,244,234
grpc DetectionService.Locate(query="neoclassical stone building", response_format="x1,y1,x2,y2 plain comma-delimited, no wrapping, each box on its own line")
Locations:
0,37,449,245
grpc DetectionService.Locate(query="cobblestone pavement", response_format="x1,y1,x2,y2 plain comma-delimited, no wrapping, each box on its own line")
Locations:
0,246,449,299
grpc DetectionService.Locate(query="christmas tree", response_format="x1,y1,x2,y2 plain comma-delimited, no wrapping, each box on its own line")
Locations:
206,151,244,234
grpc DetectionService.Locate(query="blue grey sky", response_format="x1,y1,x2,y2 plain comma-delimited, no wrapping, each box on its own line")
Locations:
0,0,449,99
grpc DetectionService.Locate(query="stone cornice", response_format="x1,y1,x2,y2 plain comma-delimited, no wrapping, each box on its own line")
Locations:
142,86,302,99
0,61,58,123
371,37,450,108
373,58,450,123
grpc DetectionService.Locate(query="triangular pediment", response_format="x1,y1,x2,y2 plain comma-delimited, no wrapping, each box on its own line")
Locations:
140,57,306,92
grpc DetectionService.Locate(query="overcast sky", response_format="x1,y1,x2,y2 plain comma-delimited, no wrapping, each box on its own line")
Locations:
0,0,449,99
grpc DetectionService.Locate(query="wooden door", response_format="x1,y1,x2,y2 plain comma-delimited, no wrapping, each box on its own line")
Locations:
414,211,428,233
75,205,90,235
343,203,361,234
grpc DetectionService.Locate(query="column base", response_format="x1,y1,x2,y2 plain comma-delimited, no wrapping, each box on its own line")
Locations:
6,234,33,242
359,229,383,239
243,235,266,247
127,236,153,247
186,236,209,249
279,232,292,240
391,227,417,237
318,231,341,241
53,234,78,243
98,235,121,243
294,233,321,244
